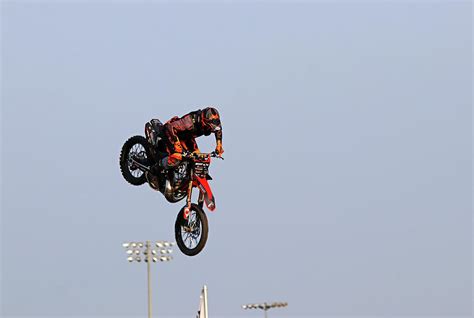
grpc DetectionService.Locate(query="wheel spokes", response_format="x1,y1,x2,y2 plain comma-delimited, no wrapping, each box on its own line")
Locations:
128,144,147,178
180,210,202,250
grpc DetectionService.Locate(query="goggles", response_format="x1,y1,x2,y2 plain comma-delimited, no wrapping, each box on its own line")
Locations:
206,118,221,131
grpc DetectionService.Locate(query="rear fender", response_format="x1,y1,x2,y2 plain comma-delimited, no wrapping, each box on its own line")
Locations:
195,175,215,211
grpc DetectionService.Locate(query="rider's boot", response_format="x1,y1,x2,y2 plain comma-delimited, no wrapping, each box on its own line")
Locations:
148,160,168,192
150,163,162,175
145,160,162,191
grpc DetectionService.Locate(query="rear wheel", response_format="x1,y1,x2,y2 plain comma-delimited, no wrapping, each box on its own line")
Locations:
175,204,208,256
119,135,151,186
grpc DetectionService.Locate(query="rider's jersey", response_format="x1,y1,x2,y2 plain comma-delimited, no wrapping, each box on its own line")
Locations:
163,109,222,153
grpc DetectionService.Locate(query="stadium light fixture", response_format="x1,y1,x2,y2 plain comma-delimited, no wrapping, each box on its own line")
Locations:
242,302,288,318
123,240,175,318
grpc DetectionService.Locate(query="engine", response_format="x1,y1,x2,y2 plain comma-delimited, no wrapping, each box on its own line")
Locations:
172,161,189,189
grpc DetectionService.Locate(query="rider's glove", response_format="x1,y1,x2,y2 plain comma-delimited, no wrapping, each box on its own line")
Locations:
173,141,183,153
215,140,224,156
192,148,201,154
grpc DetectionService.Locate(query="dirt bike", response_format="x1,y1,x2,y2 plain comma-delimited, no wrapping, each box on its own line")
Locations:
119,127,223,256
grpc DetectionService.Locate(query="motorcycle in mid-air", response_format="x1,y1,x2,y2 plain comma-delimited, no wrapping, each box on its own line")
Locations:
119,119,223,256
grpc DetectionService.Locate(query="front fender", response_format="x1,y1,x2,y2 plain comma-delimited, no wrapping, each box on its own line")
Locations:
195,175,215,211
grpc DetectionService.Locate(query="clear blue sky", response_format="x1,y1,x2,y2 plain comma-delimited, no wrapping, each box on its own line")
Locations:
1,1,471,317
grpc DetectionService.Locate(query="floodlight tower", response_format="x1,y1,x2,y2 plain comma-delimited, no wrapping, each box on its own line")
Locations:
242,302,288,318
122,240,174,318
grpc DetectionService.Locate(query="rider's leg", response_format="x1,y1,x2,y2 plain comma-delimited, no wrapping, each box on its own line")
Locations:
155,152,182,171
149,147,169,174
184,138,200,153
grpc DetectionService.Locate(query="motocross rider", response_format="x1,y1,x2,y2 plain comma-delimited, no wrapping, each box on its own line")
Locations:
150,107,224,174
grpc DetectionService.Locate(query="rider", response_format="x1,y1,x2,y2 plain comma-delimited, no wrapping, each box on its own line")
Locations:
151,107,224,172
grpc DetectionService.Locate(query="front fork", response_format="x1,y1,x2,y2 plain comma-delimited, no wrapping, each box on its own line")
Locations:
183,179,193,220
183,176,205,221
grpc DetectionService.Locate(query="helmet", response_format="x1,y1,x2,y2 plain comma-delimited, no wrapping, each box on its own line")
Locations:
201,107,221,132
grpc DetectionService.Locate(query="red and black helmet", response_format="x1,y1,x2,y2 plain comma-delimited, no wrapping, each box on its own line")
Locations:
201,107,221,132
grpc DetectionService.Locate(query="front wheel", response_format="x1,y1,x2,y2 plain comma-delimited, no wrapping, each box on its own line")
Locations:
175,204,208,256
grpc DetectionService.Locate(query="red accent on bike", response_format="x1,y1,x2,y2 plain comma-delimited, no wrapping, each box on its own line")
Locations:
183,207,190,220
195,156,211,164
195,175,216,211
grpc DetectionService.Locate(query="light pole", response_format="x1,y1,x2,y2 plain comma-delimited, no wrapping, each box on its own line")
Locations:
122,240,174,318
242,302,288,318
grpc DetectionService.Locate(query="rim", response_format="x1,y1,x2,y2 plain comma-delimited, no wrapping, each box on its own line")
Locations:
180,210,202,250
128,143,147,179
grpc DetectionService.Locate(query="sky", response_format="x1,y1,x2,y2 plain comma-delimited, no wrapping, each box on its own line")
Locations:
1,1,472,317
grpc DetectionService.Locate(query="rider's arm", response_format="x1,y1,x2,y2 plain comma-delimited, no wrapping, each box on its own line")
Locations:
214,127,223,155
215,128,222,142
189,138,200,153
